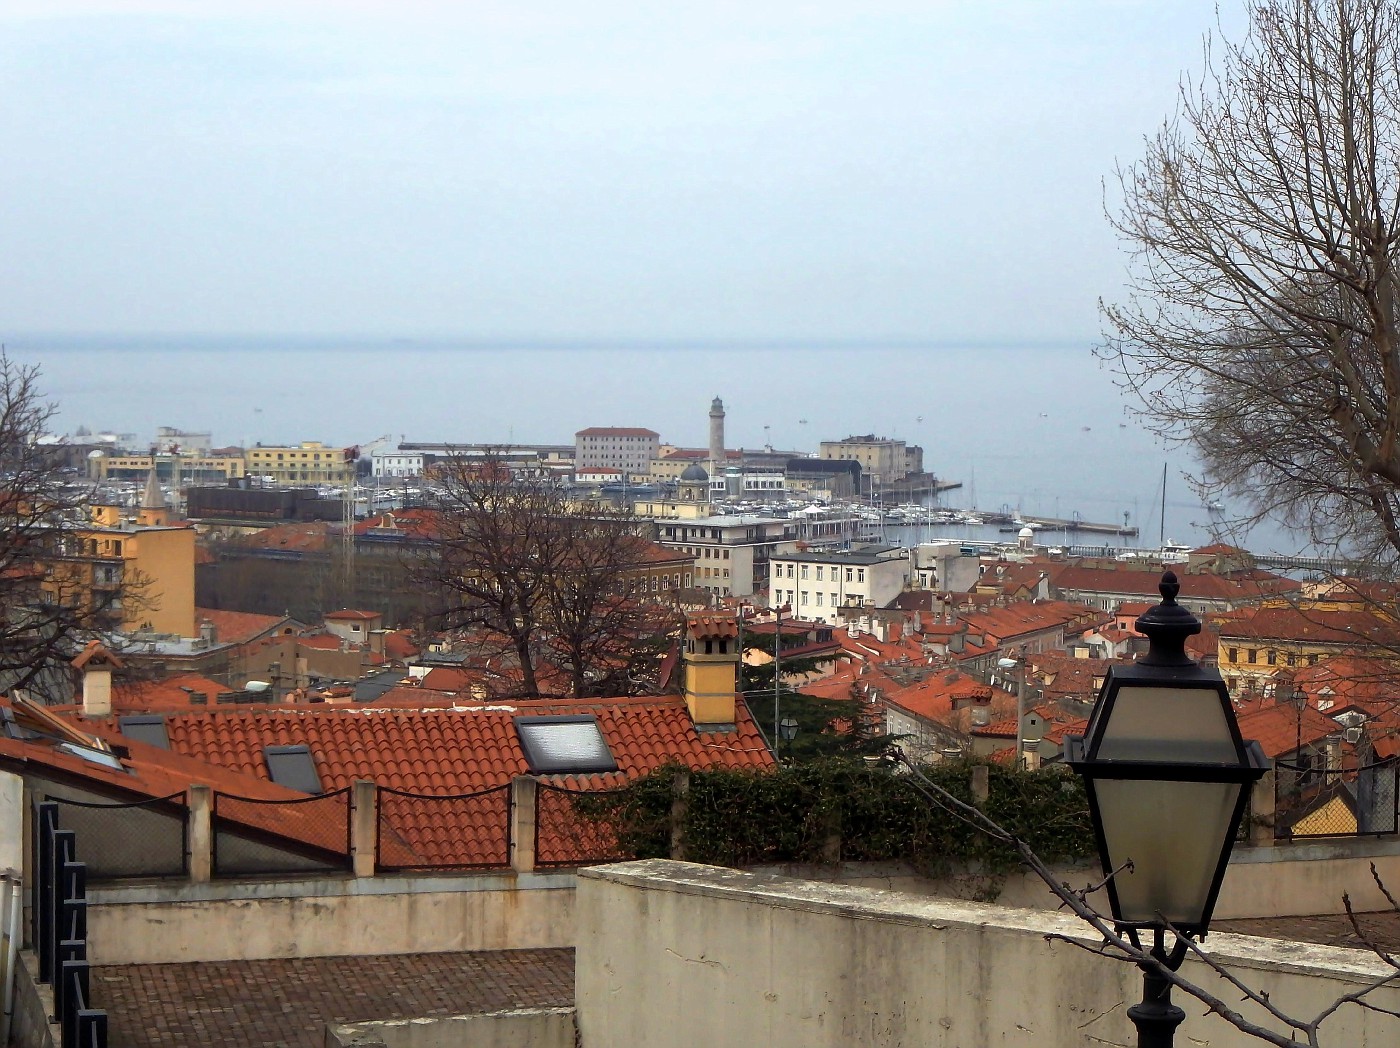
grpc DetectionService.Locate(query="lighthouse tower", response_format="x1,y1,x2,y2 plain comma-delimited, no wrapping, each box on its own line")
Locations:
708,397,725,480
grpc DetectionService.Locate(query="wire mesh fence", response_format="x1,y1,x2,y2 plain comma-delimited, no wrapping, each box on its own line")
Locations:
375,784,512,871
47,792,187,880
535,782,631,868
212,787,353,876
1275,758,1399,840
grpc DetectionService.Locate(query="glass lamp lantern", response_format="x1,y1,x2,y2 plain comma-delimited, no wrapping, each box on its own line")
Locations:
1067,571,1266,936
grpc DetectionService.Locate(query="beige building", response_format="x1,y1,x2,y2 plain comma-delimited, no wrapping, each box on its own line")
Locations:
89,451,245,484
575,427,659,474
818,434,922,485
246,442,353,486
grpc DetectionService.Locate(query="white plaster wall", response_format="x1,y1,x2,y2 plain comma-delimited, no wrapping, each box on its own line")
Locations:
576,860,1400,1048
86,877,575,964
0,772,23,876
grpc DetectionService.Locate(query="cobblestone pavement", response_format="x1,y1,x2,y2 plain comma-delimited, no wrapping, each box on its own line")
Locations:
93,948,575,1048
1216,910,1400,952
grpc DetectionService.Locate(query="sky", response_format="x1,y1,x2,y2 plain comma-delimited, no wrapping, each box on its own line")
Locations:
0,0,1248,343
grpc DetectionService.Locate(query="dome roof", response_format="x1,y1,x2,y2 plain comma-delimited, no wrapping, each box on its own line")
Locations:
679,462,709,482
1018,526,1035,538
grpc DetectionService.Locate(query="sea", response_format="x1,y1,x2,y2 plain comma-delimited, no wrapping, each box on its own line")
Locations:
4,333,1310,558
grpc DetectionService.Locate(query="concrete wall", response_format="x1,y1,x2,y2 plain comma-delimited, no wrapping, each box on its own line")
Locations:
325,1007,575,1048
754,836,1400,919
10,951,58,1048
576,860,1400,1048
86,873,575,964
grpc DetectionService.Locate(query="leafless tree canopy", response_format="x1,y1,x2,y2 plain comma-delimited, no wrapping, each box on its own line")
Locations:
0,354,133,696
414,453,678,698
1101,0,1400,567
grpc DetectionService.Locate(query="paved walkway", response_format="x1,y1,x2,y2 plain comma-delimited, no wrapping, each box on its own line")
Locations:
93,948,575,1048
1217,909,1400,953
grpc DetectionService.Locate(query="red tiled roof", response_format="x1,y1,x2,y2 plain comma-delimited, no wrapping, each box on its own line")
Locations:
196,608,297,646
383,631,420,662
232,522,335,553
31,693,774,869
1237,702,1341,758
1219,606,1400,647
112,673,232,709
132,697,770,791
1048,563,1299,602
688,614,739,640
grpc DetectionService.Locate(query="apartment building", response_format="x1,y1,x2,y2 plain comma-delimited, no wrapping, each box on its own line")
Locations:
575,427,659,474
653,514,797,598
767,546,909,625
246,442,354,486
818,435,922,484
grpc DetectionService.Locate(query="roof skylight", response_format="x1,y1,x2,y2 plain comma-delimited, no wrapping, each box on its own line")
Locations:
515,715,618,775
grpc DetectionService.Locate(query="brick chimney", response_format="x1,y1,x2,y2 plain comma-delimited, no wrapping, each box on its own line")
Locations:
71,642,124,718
682,613,740,726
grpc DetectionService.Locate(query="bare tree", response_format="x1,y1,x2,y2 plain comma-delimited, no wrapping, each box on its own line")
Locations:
1100,0,1400,568
413,452,674,697
0,354,136,696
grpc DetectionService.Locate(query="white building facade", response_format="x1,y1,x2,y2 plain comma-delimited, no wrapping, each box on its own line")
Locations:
371,450,426,478
767,547,910,625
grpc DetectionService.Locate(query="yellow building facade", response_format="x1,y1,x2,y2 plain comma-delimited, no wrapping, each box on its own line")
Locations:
49,505,198,638
245,442,353,487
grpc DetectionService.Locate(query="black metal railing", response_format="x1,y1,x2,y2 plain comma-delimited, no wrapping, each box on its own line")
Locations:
376,784,512,871
49,792,188,880
534,782,631,868
212,787,353,876
1275,757,1400,840
32,800,109,1047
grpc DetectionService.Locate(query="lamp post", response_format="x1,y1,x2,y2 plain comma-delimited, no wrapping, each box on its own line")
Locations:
997,653,1026,770
1067,571,1266,1048
773,604,789,761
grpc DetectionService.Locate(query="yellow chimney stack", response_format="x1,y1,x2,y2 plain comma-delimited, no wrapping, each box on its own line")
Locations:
682,613,740,726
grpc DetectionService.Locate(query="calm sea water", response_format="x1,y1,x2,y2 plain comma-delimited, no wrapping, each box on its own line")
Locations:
6,333,1307,556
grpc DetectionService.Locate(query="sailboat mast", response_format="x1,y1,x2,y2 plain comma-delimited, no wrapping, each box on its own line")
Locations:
1159,462,1167,548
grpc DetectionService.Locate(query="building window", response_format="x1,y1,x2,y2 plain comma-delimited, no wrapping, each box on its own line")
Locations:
815,593,823,606
1228,647,1238,663
800,590,808,604
831,593,838,606
846,567,853,582
816,566,824,581
801,565,808,580
857,569,865,583
1247,648,1257,663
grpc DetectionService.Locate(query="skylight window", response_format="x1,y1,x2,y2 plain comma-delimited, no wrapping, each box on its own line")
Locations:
515,715,618,775
119,715,169,749
57,741,127,772
264,744,323,794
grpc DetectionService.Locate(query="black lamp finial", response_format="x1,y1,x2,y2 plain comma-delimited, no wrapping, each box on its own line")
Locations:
1135,570,1201,667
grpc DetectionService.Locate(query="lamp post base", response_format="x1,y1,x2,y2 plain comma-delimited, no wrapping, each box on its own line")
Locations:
1127,969,1186,1048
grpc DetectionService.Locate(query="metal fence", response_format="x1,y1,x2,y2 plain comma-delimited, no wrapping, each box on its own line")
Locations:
31,801,109,1047
376,785,512,871
1275,757,1400,840
535,782,630,868
49,792,188,880
212,787,353,876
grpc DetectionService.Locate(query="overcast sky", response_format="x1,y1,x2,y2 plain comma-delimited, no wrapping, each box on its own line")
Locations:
0,1,1245,342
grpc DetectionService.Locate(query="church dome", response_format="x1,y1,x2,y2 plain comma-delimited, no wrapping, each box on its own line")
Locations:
679,462,709,483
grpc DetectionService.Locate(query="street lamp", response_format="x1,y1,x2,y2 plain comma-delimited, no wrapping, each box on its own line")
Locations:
1067,571,1267,1047
997,654,1027,770
773,604,790,760
779,717,799,742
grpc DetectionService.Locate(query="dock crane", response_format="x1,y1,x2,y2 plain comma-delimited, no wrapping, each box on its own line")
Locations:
341,435,391,587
